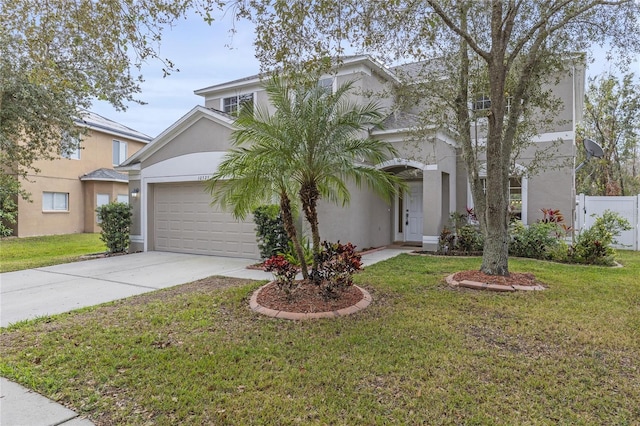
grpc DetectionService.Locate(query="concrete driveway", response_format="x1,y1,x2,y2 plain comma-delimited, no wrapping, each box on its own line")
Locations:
0,248,412,328
1,251,272,327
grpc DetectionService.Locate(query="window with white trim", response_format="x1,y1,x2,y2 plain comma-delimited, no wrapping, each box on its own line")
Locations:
117,194,129,204
473,95,491,111
96,194,110,223
223,93,254,115
318,77,334,93
42,192,69,211
112,140,128,166
61,134,81,160
480,177,523,220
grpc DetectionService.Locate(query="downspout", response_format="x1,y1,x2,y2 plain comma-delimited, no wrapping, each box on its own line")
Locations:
571,63,577,242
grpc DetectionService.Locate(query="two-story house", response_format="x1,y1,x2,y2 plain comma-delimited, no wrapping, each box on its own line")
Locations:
13,110,152,237
119,55,584,258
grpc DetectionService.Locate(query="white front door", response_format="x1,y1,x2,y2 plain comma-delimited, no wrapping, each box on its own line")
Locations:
406,181,423,242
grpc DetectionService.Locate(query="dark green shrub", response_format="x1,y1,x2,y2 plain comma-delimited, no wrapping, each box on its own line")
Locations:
253,205,290,260
96,202,132,253
570,210,631,265
0,176,20,237
509,221,560,259
456,225,484,252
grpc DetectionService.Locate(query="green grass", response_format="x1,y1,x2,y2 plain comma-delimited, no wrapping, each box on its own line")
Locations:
0,233,105,272
2,252,640,424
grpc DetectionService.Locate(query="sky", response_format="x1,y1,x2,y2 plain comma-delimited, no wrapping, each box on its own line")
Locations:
90,12,640,139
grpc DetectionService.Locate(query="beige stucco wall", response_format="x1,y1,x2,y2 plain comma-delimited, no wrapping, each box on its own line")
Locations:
16,129,146,237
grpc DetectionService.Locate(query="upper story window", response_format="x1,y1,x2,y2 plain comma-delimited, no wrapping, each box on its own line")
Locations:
473,95,491,111
318,77,334,93
473,95,515,114
113,140,128,166
61,134,81,160
42,192,69,212
223,93,254,115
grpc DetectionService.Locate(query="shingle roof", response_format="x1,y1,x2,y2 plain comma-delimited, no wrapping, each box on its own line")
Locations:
79,168,128,182
75,109,153,143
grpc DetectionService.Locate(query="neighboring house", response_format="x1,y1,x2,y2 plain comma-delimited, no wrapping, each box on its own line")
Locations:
13,110,151,237
119,55,584,259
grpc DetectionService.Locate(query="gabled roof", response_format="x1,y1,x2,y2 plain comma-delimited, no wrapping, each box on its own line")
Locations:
118,106,234,169
75,109,153,143
79,168,128,183
193,55,401,97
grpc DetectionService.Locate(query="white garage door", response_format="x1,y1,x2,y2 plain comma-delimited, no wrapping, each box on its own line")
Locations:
153,182,260,258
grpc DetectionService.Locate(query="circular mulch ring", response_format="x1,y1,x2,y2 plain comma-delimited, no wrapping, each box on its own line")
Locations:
446,270,546,292
250,281,372,320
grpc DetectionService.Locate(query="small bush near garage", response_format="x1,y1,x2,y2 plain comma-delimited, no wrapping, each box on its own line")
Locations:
96,202,132,254
253,205,290,259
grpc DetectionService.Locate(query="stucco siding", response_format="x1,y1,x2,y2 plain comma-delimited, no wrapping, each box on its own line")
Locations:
16,129,145,237
316,181,393,250
142,118,233,168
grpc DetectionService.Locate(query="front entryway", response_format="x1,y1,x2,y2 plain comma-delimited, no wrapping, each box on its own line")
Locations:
405,181,424,242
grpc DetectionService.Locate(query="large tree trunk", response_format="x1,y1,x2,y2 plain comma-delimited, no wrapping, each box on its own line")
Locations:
279,193,309,280
480,3,510,276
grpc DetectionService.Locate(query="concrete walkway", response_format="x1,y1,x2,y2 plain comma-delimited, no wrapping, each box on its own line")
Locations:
0,248,412,425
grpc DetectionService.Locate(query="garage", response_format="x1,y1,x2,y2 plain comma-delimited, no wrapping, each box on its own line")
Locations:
152,182,260,259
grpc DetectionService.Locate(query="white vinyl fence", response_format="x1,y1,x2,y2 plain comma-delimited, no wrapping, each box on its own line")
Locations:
576,194,640,250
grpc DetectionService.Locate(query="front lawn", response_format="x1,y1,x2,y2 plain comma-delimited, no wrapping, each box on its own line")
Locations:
1,252,639,424
0,233,105,273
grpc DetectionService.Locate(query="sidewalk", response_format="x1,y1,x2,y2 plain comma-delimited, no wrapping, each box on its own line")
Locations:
1,247,413,425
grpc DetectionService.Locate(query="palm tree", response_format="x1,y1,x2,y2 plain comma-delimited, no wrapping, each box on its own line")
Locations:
271,77,403,275
205,98,310,279
208,75,403,281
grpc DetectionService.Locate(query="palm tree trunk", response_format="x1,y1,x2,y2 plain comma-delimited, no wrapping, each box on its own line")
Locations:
300,182,321,280
279,193,309,280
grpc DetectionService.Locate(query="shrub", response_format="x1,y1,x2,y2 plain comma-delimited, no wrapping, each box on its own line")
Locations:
0,176,20,237
96,202,132,253
509,221,560,259
312,241,362,299
437,227,456,254
281,236,313,267
438,211,483,254
263,254,298,298
570,210,631,265
456,225,484,253
253,205,290,260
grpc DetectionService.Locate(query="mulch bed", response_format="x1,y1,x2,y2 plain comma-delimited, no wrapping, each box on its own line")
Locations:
256,280,364,313
453,270,540,287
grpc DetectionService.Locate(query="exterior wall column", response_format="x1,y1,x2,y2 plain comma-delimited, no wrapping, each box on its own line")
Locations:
422,168,442,251
128,171,143,253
